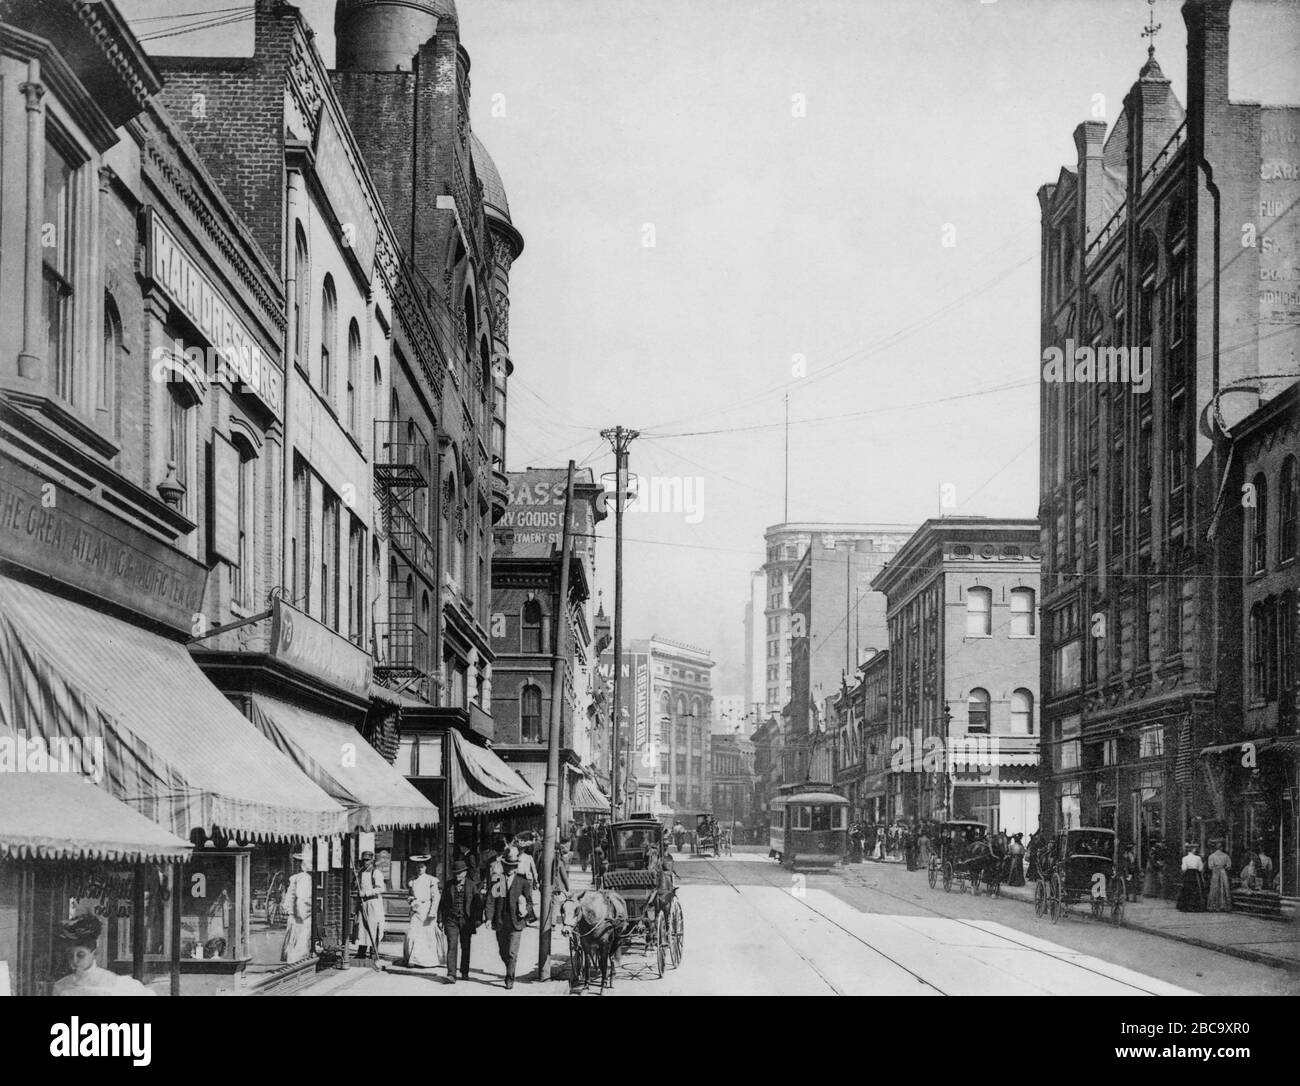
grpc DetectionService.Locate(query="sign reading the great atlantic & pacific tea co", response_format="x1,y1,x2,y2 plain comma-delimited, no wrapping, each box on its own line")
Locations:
0,457,208,632
269,597,373,699
146,210,283,418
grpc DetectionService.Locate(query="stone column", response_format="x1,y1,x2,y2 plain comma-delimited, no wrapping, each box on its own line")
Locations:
17,61,45,381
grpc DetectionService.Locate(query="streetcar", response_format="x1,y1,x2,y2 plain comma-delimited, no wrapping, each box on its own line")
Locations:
768,782,850,870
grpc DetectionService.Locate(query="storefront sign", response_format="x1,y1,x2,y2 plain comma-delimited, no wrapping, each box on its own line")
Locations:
634,661,649,750
0,458,208,632
269,598,373,699
146,210,283,418
314,108,378,280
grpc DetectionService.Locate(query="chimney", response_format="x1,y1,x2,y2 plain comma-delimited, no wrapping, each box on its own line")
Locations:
1073,120,1108,250
1183,0,1232,153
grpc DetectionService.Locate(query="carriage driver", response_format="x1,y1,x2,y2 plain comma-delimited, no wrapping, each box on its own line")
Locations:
645,847,677,929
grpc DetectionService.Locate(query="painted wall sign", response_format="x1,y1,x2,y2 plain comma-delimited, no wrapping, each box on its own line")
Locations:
313,107,379,280
269,597,373,699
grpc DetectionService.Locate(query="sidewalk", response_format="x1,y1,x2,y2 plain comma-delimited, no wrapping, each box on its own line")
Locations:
867,859,1300,972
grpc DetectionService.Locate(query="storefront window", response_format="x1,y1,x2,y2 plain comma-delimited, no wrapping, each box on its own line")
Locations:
1058,781,1082,829
180,852,249,964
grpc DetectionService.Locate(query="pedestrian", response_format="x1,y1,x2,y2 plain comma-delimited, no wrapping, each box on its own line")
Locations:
1142,840,1163,898
673,820,685,853
514,833,539,890
1119,843,1139,902
553,838,571,893
355,851,386,959
437,858,484,982
871,823,883,861
917,825,933,870
1254,846,1275,891
577,824,592,873
280,847,313,963
404,855,445,969
904,825,918,871
1176,842,1205,912
1007,833,1025,887
492,846,534,989
1205,841,1232,911
53,914,155,996
1025,830,1041,883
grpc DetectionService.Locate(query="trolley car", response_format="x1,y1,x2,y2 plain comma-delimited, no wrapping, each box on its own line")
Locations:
768,782,850,870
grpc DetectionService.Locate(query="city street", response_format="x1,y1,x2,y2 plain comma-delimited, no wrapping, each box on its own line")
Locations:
302,852,1300,997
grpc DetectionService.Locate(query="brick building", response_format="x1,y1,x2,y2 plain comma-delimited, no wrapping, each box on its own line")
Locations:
1036,0,1300,882
872,519,1042,832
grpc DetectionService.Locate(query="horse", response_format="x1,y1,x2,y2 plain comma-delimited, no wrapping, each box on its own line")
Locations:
967,832,1009,894
554,888,628,993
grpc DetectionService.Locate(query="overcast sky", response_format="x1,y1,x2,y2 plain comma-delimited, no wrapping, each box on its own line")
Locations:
121,0,1300,697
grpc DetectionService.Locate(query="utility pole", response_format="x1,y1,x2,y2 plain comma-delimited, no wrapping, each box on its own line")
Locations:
601,426,638,817
538,461,575,978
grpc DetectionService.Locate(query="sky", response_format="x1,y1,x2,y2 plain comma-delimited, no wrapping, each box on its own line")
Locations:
119,0,1300,696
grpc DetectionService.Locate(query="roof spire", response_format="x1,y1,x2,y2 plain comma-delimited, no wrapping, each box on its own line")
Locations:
1142,0,1162,60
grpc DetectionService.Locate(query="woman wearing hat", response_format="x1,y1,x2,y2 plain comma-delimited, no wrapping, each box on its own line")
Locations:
404,856,446,968
1176,842,1206,912
1206,840,1232,912
53,915,154,996
281,847,314,962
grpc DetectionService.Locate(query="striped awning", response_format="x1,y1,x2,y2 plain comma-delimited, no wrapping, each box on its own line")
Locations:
0,577,347,842
0,756,193,863
572,775,611,813
447,730,538,814
248,696,440,831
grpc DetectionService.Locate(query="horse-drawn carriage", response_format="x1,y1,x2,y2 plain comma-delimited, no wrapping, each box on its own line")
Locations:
928,820,1005,896
578,816,682,983
1034,827,1126,926
692,813,721,857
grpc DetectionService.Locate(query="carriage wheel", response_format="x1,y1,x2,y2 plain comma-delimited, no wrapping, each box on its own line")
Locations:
928,858,939,890
669,898,684,967
942,861,954,893
1033,879,1047,918
655,913,667,978
1048,875,1062,925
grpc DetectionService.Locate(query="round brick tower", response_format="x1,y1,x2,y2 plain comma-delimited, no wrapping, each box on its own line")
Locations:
334,0,457,72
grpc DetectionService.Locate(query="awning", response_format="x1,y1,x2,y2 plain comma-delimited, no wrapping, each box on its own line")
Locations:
249,697,439,831
511,761,547,805
0,578,347,842
572,775,611,813
447,730,538,814
0,748,193,863
1202,737,1300,758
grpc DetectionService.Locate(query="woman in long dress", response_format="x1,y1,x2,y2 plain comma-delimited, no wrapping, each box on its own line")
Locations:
1007,833,1026,886
1176,844,1206,912
281,850,313,962
404,857,446,968
1206,844,1232,911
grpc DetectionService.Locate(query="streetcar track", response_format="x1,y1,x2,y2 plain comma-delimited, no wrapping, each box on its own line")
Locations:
688,855,1171,996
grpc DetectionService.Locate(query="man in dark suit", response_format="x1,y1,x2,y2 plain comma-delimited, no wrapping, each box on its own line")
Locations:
491,847,533,989
437,859,484,983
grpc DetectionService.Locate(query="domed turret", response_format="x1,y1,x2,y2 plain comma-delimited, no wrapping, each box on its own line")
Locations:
335,0,457,72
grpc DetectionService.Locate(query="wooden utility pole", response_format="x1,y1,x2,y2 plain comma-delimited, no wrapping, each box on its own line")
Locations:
538,461,575,976
601,426,638,816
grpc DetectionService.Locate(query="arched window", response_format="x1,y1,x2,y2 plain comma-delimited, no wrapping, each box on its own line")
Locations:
521,684,542,744
1281,590,1297,695
419,590,431,671
1139,231,1159,348
101,294,121,420
1279,456,1297,562
1251,473,1268,574
347,319,360,433
294,223,309,367
521,599,543,654
231,436,257,608
966,587,992,636
1009,587,1036,636
463,288,475,376
320,274,337,396
967,688,991,733
1010,689,1034,734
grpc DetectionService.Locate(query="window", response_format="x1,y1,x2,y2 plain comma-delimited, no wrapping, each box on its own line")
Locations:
1250,600,1278,702
101,296,121,419
1251,473,1268,574
293,224,309,367
675,754,686,776
1280,457,1297,562
320,275,337,396
1057,717,1081,772
521,600,543,654
166,387,191,513
966,587,992,636
346,319,360,433
1058,780,1082,830
1138,724,1164,760
348,517,365,645
44,136,76,402
292,456,311,607
659,784,671,806
967,688,990,733
521,685,542,743
322,488,340,630
397,734,442,777
232,443,255,608
1281,591,1297,695
1010,689,1034,734
1009,588,1036,636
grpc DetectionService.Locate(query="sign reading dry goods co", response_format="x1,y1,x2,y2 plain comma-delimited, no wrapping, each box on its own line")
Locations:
0,458,208,632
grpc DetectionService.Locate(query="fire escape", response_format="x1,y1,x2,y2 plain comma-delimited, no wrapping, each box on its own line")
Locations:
373,418,434,700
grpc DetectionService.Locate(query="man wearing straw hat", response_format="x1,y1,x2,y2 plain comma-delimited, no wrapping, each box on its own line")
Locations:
491,846,533,989
355,851,386,959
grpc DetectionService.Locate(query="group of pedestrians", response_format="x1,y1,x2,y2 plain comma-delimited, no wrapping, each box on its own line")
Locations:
1174,840,1276,913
